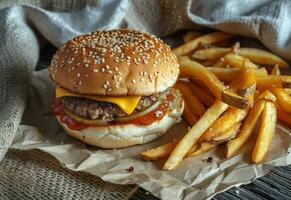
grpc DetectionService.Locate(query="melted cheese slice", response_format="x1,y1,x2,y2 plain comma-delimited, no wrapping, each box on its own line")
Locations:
56,87,141,115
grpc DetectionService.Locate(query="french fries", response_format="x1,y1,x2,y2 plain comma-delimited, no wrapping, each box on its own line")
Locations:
183,101,199,126
252,101,277,163
224,54,257,69
237,48,289,68
140,29,291,170
174,81,206,117
206,67,267,83
257,75,291,88
186,81,215,107
183,31,202,43
277,107,291,128
187,142,216,157
192,47,289,68
231,68,257,97
225,100,266,158
271,88,291,113
141,140,179,161
192,47,229,60
179,57,249,109
211,122,241,143
201,107,247,142
174,32,234,56
163,100,228,170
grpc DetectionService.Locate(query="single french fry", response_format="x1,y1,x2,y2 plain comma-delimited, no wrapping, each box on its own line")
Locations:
257,75,291,88
225,53,257,69
285,89,291,95
271,87,291,113
185,81,215,107
238,48,289,68
179,57,249,109
259,90,276,102
231,68,257,97
174,81,206,117
225,100,266,158
192,47,230,60
141,140,179,161
201,107,248,142
212,58,227,68
211,122,241,143
207,67,267,83
192,47,289,68
277,107,291,128
183,101,199,126
187,142,216,157
183,31,202,43
163,100,228,170
173,32,234,56
271,64,281,75
252,101,277,163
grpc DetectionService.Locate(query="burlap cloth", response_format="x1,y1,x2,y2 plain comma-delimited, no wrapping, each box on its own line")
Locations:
1,1,291,199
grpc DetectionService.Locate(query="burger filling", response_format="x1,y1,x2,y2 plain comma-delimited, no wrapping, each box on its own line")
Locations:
61,92,160,120
52,88,182,129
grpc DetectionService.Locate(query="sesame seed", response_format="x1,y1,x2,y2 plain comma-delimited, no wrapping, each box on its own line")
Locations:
114,67,118,71
77,73,80,77
132,79,136,84
93,69,99,72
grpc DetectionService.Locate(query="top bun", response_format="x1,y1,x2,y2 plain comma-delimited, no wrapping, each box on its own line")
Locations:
48,29,179,96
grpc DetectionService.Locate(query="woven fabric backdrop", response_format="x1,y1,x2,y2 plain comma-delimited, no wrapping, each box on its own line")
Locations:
1,0,291,199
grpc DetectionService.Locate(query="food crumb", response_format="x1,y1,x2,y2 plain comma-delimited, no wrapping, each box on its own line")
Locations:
128,167,134,172
203,157,213,163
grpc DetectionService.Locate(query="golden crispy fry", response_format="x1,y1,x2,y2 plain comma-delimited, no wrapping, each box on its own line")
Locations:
212,58,227,68
179,57,249,109
211,122,241,143
192,47,229,60
173,32,234,56
183,101,199,126
271,64,281,75
187,142,216,157
238,48,289,68
225,100,265,158
192,47,289,68
231,68,257,97
141,140,179,161
252,101,277,163
285,89,291,95
202,59,218,66
163,100,228,170
277,107,291,128
206,67,267,83
225,53,257,69
259,90,277,102
201,107,248,142
174,81,206,117
183,31,202,43
257,75,291,88
271,88,291,113
185,81,215,107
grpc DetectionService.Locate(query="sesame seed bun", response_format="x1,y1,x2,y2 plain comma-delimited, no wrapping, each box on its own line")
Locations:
48,29,180,96
56,99,184,148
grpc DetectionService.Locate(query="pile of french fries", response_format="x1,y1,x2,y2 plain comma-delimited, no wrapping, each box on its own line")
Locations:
141,31,291,170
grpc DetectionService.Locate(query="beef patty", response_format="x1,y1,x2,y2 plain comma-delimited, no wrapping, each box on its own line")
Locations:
61,90,169,120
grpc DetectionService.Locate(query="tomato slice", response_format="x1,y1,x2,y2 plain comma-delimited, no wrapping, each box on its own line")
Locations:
52,94,172,130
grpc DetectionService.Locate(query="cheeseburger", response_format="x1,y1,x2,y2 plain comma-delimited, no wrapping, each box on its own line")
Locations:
49,29,184,148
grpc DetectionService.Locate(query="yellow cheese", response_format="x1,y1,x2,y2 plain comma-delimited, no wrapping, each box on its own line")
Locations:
56,87,141,115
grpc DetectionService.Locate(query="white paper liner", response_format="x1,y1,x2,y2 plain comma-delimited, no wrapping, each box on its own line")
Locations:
12,69,291,200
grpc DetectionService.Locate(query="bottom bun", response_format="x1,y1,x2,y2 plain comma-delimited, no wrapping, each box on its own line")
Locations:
57,99,184,148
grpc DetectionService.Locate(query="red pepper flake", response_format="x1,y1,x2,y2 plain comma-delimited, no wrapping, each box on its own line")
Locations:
128,167,134,172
